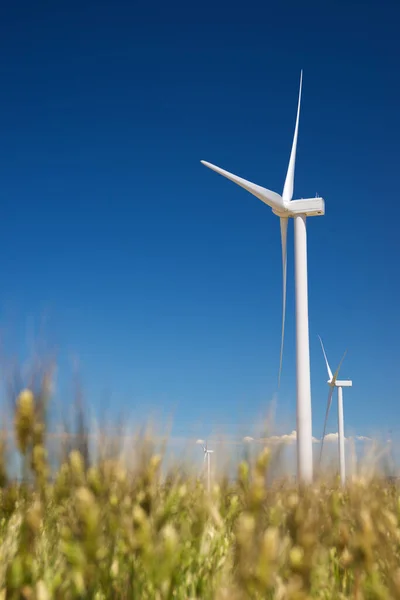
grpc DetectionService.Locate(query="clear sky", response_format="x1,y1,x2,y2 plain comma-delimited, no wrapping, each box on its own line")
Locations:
0,1,399,449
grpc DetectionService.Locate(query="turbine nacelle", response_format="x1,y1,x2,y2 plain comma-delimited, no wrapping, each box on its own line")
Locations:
328,379,353,388
272,197,325,218
197,439,213,455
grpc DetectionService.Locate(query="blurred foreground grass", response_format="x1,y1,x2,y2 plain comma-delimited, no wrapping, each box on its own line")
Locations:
1,384,400,599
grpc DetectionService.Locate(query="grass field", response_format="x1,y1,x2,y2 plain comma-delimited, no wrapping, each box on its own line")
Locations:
1,385,399,599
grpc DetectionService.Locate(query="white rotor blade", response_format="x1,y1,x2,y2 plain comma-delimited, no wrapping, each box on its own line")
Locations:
318,335,333,381
332,349,347,385
278,217,288,387
319,386,335,464
201,161,285,212
282,70,303,204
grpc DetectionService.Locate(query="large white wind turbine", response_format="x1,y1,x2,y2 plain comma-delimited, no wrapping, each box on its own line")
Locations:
200,71,324,483
318,335,352,485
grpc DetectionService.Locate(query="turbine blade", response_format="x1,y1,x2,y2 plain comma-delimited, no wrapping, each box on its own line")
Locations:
319,386,335,464
282,70,303,204
318,335,333,381
332,349,347,385
201,161,285,212
278,217,288,387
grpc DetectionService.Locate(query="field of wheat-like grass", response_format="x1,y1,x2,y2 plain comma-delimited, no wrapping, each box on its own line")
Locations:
1,385,399,599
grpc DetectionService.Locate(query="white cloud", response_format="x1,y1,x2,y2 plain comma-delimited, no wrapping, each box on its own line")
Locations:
260,430,319,445
257,431,372,445
324,432,339,442
320,433,372,443
267,430,297,444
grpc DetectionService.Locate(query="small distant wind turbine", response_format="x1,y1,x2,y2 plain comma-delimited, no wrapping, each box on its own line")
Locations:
196,439,213,492
201,71,325,483
318,335,352,485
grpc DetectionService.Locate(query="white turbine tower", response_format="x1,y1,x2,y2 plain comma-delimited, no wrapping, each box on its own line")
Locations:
200,71,324,483
196,439,213,492
318,335,352,485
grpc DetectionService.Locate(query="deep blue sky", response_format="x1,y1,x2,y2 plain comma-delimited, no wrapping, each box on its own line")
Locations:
0,1,398,445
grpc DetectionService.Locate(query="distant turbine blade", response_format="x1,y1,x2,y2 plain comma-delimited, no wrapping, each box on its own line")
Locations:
201,161,285,212
282,70,303,204
278,217,288,386
332,349,347,385
319,386,335,464
318,335,333,381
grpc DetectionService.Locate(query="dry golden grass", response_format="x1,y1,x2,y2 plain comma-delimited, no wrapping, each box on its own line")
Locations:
0,384,399,599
